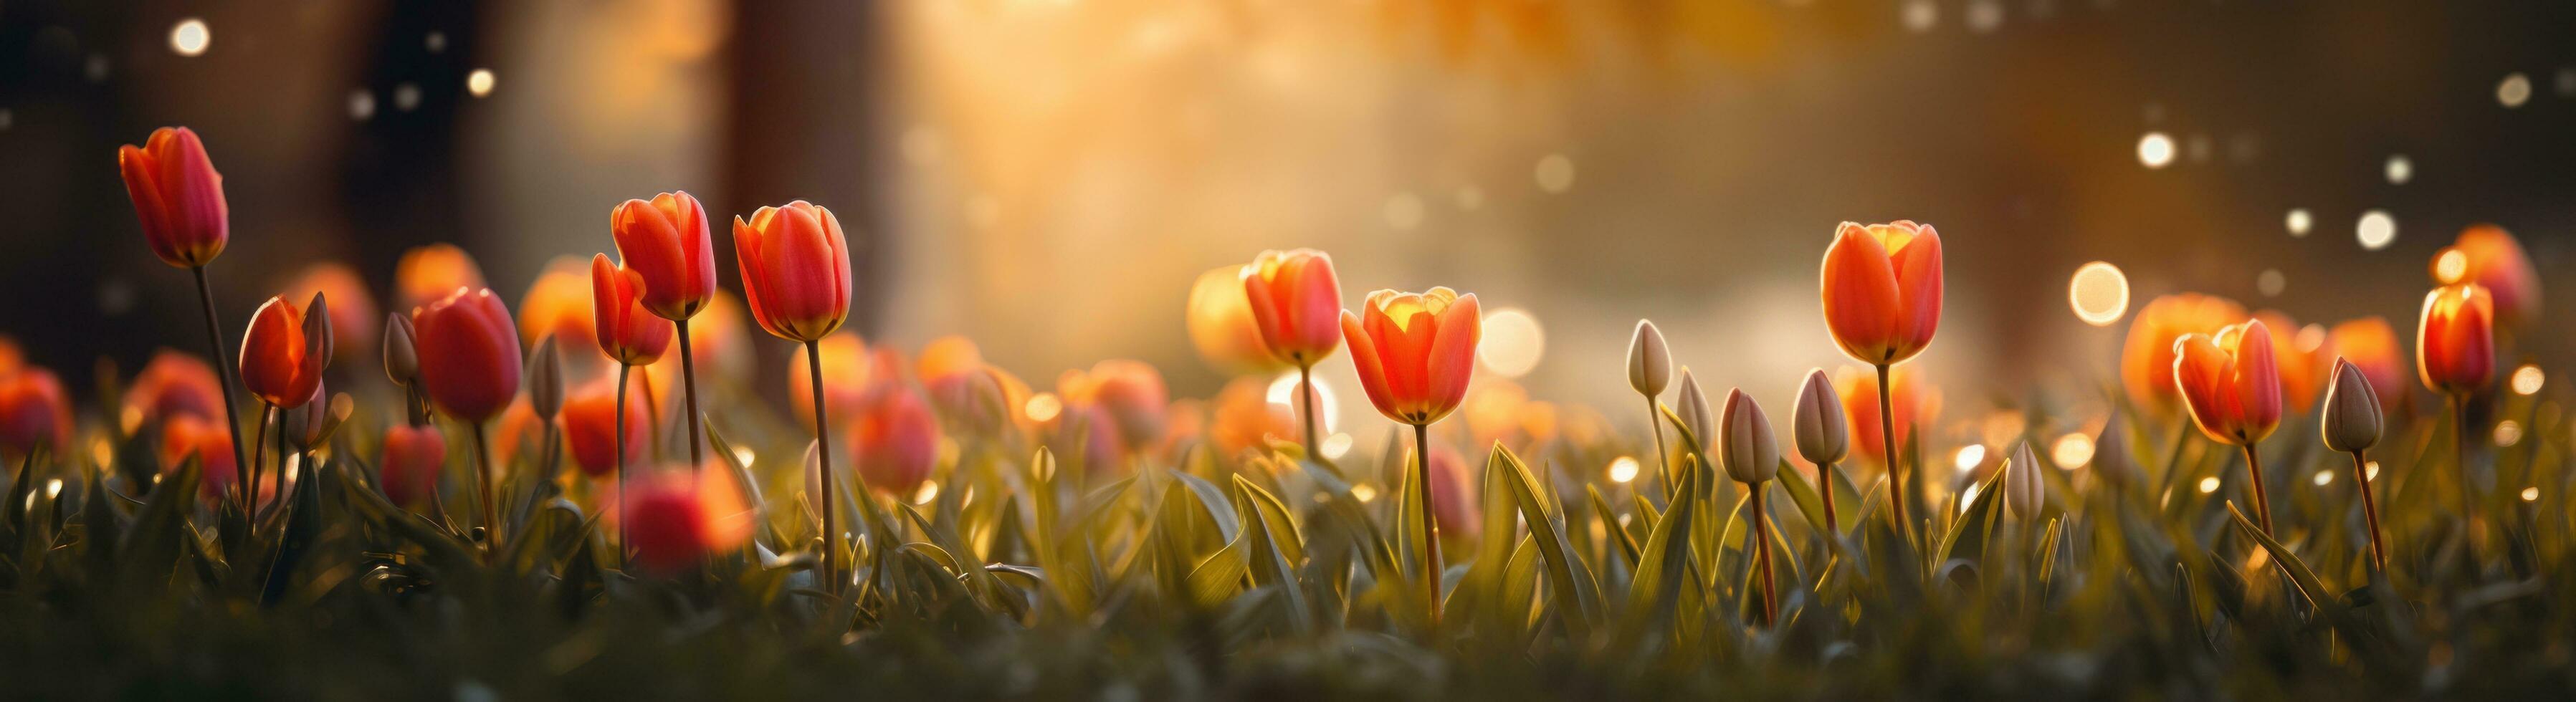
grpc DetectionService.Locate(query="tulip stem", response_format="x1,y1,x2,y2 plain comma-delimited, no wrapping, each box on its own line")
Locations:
808,339,840,597
1874,363,1913,552
616,362,632,572
677,319,704,468
2451,393,2479,562
1297,361,1320,459
1646,395,1671,505
190,265,252,487
2350,449,2387,574
1818,460,1839,537
2240,443,2274,536
247,403,274,517
1414,420,1441,628
1751,483,1778,628
472,421,499,554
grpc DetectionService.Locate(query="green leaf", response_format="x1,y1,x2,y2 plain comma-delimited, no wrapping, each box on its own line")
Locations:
1183,529,1250,608
1935,466,2009,567
2225,501,2339,615
1622,455,1702,638
117,458,199,595
1588,485,1638,571
1489,445,1604,635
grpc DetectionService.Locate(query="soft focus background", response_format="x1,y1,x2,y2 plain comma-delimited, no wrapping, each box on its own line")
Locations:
1,0,2571,452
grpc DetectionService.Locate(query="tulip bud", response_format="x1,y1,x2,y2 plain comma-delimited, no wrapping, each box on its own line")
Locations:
1821,221,1943,365
1791,368,1846,466
1236,249,1342,368
240,294,330,409
281,384,353,451
1673,368,1714,449
383,312,419,385
2003,440,2043,519
411,287,523,422
2322,357,2383,453
1626,319,1671,398
2091,407,2140,489
303,292,335,366
1718,388,1779,485
733,201,852,342
525,335,565,421
2416,283,2494,395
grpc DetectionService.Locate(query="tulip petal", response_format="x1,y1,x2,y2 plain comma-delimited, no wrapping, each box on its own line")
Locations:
1821,223,1904,362
1341,311,1401,420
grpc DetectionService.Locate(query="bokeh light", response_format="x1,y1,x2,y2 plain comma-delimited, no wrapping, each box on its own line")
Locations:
2357,211,2398,250
2385,155,2413,184
1024,393,1063,423
2256,269,2286,297
2525,487,2543,502
2499,72,2532,107
1477,308,1546,378
2137,133,2175,168
1266,372,1340,433
2511,365,2544,395
2435,249,2468,283
2051,433,2093,469
467,69,497,97
1534,155,1575,193
170,19,210,57
2495,420,2523,447
1608,456,1639,484
1953,444,1985,473
2068,261,2129,326
2197,476,2220,494
2312,470,2333,486
2284,208,2312,237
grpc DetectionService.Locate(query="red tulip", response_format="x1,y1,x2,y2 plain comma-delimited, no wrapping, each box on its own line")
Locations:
2173,318,2283,446
1342,287,1482,425
854,388,940,496
122,350,224,428
611,192,717,320
621,468,751,575
1820,221,1942,365
1241,249,1344,366
380,424,447,506
563,380,649,478
590,254,674,366
159,415,239,502
2417,283,2494,395
733,201,851,342
0,367,71,457
411,287,523,422
117,127,228,268
239,292,333,408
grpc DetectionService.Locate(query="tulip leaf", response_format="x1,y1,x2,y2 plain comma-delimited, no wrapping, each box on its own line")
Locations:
2226,501,2339,616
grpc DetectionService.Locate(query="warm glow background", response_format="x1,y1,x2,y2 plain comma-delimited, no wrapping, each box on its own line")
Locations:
1,0,2570,453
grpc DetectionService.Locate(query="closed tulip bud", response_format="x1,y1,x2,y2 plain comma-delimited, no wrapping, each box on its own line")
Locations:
2322,357,2384,453
610,191,717,320
239,292,332,408
525,336,564,420
1627,319,1671,398
590,254,674,365
2091,407,2140,489
383,313,420,386
855,388,941,496
1718,388,1779,484
1342,287,1481,425
2416,283,2494,395
280,384,353,451
379,424,447,506
2003,440,2043,519
563,380,649,478
2173,318,2283,446
1792,368,1846,466
118,127,229,268
733,201,852,342
1673,368,1714,448
1240,249,1345,366
1821,221,1942,365
0,367,72,457
411,288,523,422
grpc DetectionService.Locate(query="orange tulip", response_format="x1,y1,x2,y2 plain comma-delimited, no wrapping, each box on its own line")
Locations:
2431,224,2539,328
1342,287,1482,425
674,290,755,385
1820,221,1942,365
2172,318,2283,446
2417,284,2494,395
518,256,603,367
2120,293,2247,410
0,337,20,377
0,367,72,457
412,287,523,422
380,424,447,506
854,388,940,496
280,263,378,360
611,191,717,320
1834,365,1940,465
394,243,487,312
159,415,239,502
489,398,546,464
563,380,650,478
122,350,224,429
118,127,229,268
1186,266,1287,375
1209,377,1296,458
917,335,985,412
1241,249,1344,366
733,201,851,342
238,292,333,409
2253,310,2329,410
590,254,674,366
1058,360,1170,451
2327,317,2408,413
788,332,872,433
621,468,751,574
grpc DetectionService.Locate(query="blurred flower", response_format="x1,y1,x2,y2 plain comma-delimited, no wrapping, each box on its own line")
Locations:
279,263,378,360
2092,407,2140,489
2322,358,2383,453
2174,318,2281,446
733,201,851,342
394,244,487,312
788,332,872,433
917,335,986,420
1208,377,1294,458
117,127,228,268
854,388,940,496
525,337,565,420
1674,369,1714,450
520,256,603,369
1240,249,1343,367
610,191,717,320
159,414,238,502
238,292,331,408
2432,224,2539,329
1627,320,1671,398
412,288,523,422
1423,442,1479,541
591,254,674,366
563,379,649,478
383,314,420,386
1342,287,1481,425
490,398,545,465
1718,388,1779,485
1059,360,1170,451
1792,368,1846,467
380,424,446,506
2121,293,2246,410
2327,317,2408,412
0,367,72,457
123,350,224,429
0,337,20,377
1835,365,1940,466
676,290,754,385
2417,283,2494,395
1821,221,1942,365
1462,380,1529,448
622,468,751,575
1186,266,1287,375
2253,310,2328,410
